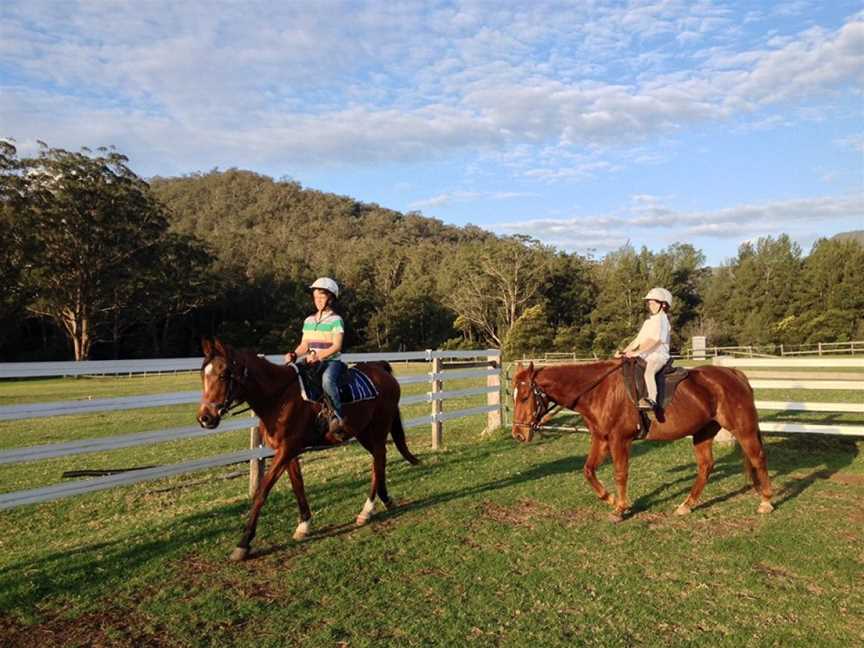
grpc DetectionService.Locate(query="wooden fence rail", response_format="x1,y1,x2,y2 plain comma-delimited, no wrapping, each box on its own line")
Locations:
0,349,502,510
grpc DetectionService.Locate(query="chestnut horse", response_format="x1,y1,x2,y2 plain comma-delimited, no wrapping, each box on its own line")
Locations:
511,360,773,521
197,339,420,561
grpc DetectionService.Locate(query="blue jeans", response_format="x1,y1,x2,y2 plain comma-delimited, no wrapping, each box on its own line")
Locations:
320,360,346,420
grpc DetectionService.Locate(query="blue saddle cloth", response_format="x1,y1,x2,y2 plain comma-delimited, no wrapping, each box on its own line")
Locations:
295,365,378,405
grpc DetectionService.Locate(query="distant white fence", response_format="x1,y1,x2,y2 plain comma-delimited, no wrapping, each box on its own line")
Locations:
0,349,502,510
712,356,864,437
679,340,864,359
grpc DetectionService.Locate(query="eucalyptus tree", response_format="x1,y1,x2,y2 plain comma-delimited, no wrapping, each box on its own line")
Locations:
23,145,170,360
0,141,33,352
444,235,550,348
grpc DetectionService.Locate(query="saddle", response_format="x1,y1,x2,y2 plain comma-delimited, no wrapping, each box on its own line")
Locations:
294,361,378,406
621,357,689,439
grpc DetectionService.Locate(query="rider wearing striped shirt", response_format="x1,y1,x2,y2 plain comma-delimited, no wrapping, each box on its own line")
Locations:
284,277,348,438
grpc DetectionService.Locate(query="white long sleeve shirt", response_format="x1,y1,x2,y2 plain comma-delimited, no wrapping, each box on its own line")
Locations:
635,312,671,360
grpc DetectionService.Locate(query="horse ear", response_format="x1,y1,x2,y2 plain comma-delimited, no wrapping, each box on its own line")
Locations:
214,338,228,357
515,361,524,373
201,338,212,356
527,361,535,376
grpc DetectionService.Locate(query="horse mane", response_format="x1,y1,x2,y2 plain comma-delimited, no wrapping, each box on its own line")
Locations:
535,360,622,409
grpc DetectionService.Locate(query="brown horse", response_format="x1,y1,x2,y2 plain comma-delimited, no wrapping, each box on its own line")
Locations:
511,360,773,521
197,338,420,561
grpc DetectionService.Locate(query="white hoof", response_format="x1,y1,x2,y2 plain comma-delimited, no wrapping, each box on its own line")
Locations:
757,501,774,514
355,498,375,526
675,503,692,516
292,520,310,541
229,547,249,562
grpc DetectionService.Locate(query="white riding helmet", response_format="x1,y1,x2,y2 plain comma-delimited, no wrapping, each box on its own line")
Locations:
644,287,673,308
309,277,340,298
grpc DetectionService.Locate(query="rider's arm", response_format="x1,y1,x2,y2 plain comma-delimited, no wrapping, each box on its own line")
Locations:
312,333,343,361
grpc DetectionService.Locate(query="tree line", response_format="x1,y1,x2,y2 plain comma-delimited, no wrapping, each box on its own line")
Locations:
2,142,862,361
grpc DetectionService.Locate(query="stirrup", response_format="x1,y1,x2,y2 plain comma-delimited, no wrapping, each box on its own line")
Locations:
638,398,656,410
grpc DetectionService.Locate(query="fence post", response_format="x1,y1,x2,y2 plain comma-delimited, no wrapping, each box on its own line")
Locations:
485,353,501,434
249,412,264,497
818,342,823,356
431,355,443,450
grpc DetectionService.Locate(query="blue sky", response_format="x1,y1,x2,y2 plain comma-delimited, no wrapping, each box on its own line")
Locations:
2,0,862,265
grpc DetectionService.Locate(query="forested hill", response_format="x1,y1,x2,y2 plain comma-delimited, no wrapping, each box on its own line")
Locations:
151,169,493,273
832,230,864,245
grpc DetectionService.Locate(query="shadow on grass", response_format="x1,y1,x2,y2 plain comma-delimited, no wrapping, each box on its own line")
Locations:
0,500,249,617
632,434,860,513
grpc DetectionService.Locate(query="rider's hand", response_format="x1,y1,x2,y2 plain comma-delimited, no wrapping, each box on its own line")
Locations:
625,350,639,358
307,350,320,365
284,352,297,364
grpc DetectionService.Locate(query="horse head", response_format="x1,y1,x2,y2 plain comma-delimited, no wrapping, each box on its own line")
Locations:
511,361,542,443
197,337,249,429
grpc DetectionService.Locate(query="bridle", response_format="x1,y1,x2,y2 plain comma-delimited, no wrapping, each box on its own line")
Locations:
203,355,251,418
513,361,624,434
513,378,558,435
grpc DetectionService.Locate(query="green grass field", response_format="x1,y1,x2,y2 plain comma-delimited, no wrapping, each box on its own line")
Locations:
0,370,862,647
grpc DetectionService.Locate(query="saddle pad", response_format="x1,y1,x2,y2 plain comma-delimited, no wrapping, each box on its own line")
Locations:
295,366,378,405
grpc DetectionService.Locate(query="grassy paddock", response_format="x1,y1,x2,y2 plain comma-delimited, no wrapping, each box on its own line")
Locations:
0,374,862,647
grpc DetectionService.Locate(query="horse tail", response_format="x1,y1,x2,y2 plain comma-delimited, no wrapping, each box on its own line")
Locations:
390,410,421,465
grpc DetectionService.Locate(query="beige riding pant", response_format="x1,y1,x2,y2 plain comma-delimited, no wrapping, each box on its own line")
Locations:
641,353,669,402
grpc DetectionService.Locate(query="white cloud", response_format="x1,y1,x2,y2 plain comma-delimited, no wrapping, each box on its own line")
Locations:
1,2,861,174
409,190,537,210
491,194,864,254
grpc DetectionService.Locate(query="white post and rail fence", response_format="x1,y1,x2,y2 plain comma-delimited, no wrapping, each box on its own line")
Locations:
0,349,502,511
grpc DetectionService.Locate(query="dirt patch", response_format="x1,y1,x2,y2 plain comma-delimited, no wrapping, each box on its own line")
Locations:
829,473,864,486
754,561,800,589
479,498,556,528
0,609,172,648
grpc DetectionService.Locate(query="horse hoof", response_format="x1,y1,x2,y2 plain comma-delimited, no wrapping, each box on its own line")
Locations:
292,520,310,541
608,512,625,524
229,547,249,562
356,514,370,526
675,504,691,516
757,501,774,514
383,498,397,511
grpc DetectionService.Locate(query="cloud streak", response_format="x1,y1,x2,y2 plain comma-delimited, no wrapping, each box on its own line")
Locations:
494,194,864,253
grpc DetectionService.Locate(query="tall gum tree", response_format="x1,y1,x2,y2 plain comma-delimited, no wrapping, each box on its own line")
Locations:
24,145,169,360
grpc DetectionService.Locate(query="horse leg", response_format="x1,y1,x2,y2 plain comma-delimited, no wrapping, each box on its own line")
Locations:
231,449,290,561
356,442,391,525
608,436,633,522
583,434,614,508
737,430,774,514
676,425,718,515
286,456,315,539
